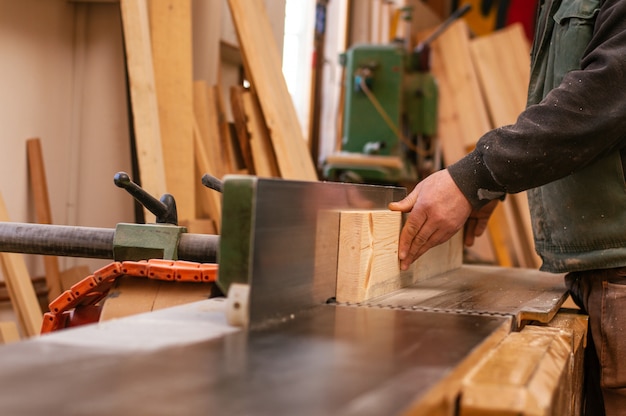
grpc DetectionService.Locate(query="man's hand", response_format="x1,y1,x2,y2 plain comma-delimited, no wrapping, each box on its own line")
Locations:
464,199,498,247
388,169,472,270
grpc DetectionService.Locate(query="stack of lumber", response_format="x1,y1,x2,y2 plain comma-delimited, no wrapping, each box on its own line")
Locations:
120,0,317,234
430,21,540,268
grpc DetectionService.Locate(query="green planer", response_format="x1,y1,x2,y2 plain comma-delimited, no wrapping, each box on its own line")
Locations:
324,5,471,185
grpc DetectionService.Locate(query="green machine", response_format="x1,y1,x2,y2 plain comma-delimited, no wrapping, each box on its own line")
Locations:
323,5,471,185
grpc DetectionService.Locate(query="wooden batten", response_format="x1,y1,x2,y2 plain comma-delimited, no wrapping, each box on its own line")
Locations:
241,90,280,178
120,0,167,223
229,86,256,174
148,0,195,222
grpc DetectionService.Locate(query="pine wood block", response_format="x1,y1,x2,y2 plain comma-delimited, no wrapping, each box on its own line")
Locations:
148,0,195,222
460,326,573,415
120,0,167,223
336,210,413,303
241,90,280,178
227,0,318,181
412,230,463,283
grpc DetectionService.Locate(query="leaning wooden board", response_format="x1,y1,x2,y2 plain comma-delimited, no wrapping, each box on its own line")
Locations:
148,0,195,222
227,0,318,181
120,0,167,222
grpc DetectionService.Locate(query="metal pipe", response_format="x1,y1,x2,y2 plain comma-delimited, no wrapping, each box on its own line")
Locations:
0,222,219,263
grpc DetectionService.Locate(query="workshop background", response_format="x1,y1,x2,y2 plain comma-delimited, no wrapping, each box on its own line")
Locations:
0,0,533,300
0,2,593,415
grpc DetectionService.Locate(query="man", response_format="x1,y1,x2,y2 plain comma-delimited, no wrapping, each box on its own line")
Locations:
389,1,626,414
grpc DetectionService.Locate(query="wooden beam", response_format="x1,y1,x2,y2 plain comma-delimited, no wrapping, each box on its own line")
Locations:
193,80,227,180
334,209,464,304
26,138,62,301
241,90,280,178
460,325,575,415
230,86,255,173
120,0,167,223
193,117,223,232
148,0,195,222
0,194,43,338
227,0,318,181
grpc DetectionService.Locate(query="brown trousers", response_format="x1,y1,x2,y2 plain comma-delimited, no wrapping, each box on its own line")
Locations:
566,268,626,416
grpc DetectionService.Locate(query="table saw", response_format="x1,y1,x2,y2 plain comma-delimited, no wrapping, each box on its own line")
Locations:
0,175,584,415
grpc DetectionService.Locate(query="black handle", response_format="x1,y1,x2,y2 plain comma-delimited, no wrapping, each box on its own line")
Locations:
114,172,178,225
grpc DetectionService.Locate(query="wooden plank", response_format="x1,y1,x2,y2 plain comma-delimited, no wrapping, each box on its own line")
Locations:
120,0,167,223
213,84,239,173
460,325,574,415
148,0,195,222
0,194,43,337
412,230,463,282
0,322,20,344
241,90,280,178
230,86,256,173
430,20,515,267
194,80,227,180
227,0,318,181
432,20,491,153
470,24,541,269
193,117,223,232
324,153,404,170
26,138,62,301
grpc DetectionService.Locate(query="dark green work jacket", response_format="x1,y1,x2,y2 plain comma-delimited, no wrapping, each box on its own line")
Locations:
449,0,626,273
527,0,626,272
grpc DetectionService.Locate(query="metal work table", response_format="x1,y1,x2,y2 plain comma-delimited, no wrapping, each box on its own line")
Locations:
0,299,511,416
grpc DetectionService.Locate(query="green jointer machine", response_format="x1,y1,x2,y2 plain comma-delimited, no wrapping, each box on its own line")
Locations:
324,5,471,185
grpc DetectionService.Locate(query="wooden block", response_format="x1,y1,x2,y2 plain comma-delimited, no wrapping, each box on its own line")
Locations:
26,138,62,301
99,276,161,321
227,0,318,181
325,153,404,170
241,90,280,178
120,0,167,223
336,210,413,303
413,230,463,282
0,321,20,344
0,194,43,338
460,326,573,415
534,311,588,416
148,0,195,222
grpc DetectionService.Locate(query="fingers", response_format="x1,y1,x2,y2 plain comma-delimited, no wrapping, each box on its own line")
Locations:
388,187,419,213
399,226,453,271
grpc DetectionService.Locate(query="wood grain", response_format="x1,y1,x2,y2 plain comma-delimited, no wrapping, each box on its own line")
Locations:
120,0,167,223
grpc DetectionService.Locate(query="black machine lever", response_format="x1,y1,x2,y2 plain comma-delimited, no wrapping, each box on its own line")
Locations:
201,173,224,193
114,172,178,225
